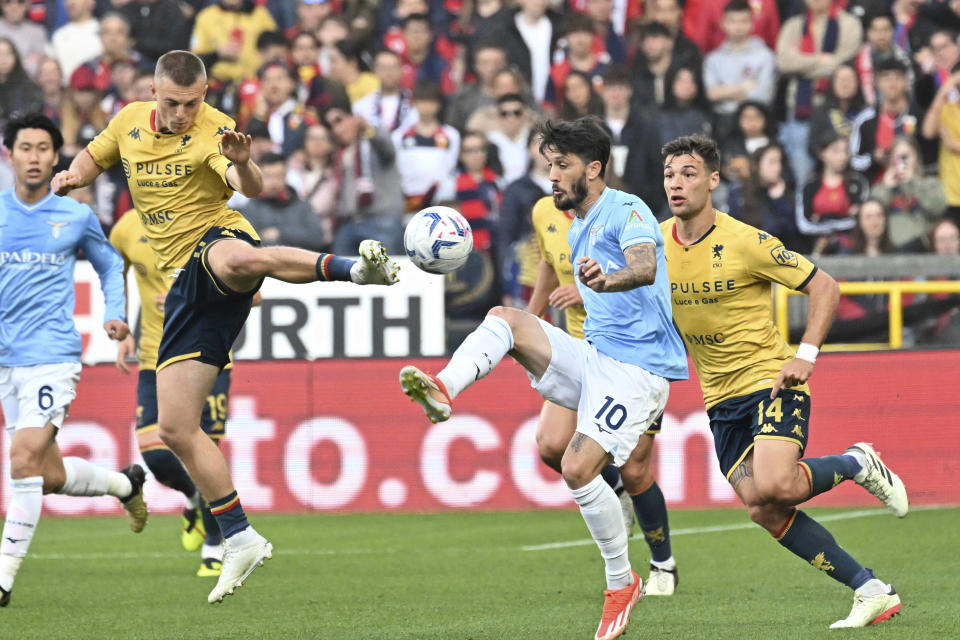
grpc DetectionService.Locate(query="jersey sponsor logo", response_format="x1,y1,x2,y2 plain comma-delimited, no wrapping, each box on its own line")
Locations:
671,279,736,294
47,221,69,238
133,162,194,177
0,250,68,266
683,331,725,346
770,244,799,268
138,210,176,226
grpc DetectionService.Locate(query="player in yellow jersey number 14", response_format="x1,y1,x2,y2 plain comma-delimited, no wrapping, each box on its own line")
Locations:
51,50,400,604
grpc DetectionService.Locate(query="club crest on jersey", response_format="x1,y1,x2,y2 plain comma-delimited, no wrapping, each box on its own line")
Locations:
47,221,69,238
589,225,603,245
770,244,799,268
179,134,191,149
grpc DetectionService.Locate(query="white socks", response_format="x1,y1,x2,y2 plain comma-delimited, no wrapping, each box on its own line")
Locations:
437,314,514,399
0,476,44,591
58,457,132,498
202,543,225,562
651,556,676,571
570,475,632,590
185,491,201,511
856,578,891,597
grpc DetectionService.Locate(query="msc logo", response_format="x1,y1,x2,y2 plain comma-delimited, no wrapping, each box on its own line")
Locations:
771,244,799,268
684,332,725,346
759,424,777,434
139,210,176,226
810,552,835,573
712,244,724,260
121,158,131,178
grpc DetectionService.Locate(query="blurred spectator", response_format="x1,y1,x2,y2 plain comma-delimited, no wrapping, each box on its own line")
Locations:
871,135,947,252
549,14,608,104
703,0,777,141
649,64,711,147
36,58,66,126
914,27,960,112
931,217,960,255
776,0,863,188
239,152,329,251
798,131,869,254
92,13,140,71
582,0,627,64
317,15,349,77
377,0,447,44
324,104,405,255
286,0,334,41
850,57,923,181
913,1,960,66
51,0,102,81
291,32,350,115
0,37,42,128
287,123,339,235
694,0,780,53
247,62,318,157
246,119,276,163
854,12,913,107
498,129,551,297
890,0,928,56
644,0,701,69
446,42,507,132
340,0,378,50
437,130,502,253
0,0,46,76
462,0,513,62
191,0,277,84
61,64,108,159
464,67,536,134
833,198,895,256
559,69,604,120
392,82,460,212
487,93,532,184
102,58,140,117
808,63,866,157
121,0,192,66
728,143,805,252
602,65,641,188
630,21,677,110
130,68,154,103
396,13,454,95
507,0,561,104
722,100,774,159
328,38,379,105
354,49,417,134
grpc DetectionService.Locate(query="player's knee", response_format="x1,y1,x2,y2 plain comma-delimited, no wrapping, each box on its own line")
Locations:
560,455,596,490
753,473,795,504
487,305,525,330
8,445,43,479
619,459,654,494
157,422,190,454
746,504,782,533
536,431,565,472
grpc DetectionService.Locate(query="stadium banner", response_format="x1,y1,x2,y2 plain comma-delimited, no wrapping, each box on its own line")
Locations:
73,259,446,364
1,351,957,514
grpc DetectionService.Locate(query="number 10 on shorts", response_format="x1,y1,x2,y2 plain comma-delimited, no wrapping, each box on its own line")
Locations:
595,395,627,432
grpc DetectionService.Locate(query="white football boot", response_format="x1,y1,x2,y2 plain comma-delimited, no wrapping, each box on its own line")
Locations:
208,530,273,603
830,582,901,628
350,239,399,285
399,366,452,423
845,443,909,517
644,564,678,596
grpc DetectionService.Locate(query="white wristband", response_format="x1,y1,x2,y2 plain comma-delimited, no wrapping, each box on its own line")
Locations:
796,342,819,364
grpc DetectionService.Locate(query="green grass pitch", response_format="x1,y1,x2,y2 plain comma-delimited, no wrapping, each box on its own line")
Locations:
2,507,957,639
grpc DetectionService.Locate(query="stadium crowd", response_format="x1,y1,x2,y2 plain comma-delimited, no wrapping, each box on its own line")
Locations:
2,0,960,326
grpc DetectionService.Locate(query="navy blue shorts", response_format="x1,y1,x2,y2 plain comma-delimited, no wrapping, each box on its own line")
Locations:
707,388,811,480
157,226,261,372
136,367,231,439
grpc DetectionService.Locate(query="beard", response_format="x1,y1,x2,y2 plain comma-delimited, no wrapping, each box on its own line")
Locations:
552,173,589,211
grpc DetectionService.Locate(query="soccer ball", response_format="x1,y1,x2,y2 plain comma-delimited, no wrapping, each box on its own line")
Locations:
403,206,473,274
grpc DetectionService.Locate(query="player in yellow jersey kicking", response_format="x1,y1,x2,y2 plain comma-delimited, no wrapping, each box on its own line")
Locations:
659,135,908,628
526,196,678,595
52,51,399,604
111,210,251,577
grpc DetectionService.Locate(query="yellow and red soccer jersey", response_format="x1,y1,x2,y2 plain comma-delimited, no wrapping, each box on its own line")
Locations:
109,210,169,370
86,101,258,270
531,196,586,339
660,211,817,409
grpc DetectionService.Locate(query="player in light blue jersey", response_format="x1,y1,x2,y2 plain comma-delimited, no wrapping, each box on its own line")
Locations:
0,114,148,608
400,117,688,640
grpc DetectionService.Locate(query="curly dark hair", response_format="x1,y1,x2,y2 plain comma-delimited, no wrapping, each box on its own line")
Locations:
534,116,611,178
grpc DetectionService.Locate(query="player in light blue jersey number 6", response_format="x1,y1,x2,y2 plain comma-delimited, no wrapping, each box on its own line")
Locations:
400,117,688,640
0,114,148,609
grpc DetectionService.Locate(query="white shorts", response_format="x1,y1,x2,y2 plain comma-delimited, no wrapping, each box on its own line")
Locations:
0,362,82,433
527,320,669,466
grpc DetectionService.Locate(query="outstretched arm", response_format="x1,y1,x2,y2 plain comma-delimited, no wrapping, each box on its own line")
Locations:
51,150,105,196
222,131,264,198
771,269,840,397
576,242,656,292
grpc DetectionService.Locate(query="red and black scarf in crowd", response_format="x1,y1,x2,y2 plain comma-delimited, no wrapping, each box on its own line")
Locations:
456,168,501,251
795,4,839,120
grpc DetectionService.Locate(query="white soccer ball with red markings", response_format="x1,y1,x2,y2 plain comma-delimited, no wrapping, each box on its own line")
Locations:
404,206,473,274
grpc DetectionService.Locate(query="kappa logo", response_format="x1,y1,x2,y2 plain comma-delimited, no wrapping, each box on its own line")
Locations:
770,244,799,268
793,394,805,403
47,221,69,238
220,229,236,238
792,408,805,421
214,126,228,137
759,423,777,434
791,425,804,438
757,231,770,243
128,127,141,140
832,472,844,487
547,223,557,233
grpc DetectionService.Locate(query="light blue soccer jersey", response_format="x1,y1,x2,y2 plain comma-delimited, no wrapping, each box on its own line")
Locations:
0,189,125,366
568,187,688,380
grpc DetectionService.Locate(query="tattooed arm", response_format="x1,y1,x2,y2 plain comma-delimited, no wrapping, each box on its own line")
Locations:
576,243,657,293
